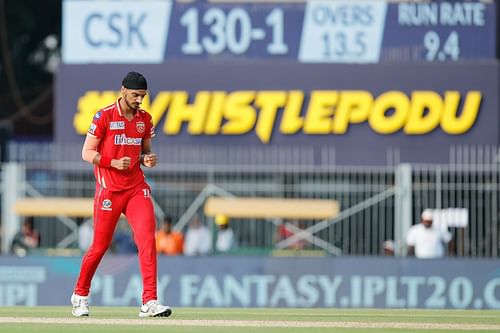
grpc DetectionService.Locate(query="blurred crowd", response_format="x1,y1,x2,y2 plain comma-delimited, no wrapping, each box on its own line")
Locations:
9,208,454,258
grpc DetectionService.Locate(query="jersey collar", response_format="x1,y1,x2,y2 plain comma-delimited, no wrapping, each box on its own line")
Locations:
116,98,140,118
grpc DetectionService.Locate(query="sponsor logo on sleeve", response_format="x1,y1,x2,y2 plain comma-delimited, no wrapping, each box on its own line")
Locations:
93,111,101,120
88,123,97,134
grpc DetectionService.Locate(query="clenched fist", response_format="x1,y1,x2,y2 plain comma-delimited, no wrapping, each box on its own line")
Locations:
112,157,131,170
142,153,157,168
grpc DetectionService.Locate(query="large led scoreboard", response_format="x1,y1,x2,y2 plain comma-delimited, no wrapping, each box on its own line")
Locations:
63,0,496,63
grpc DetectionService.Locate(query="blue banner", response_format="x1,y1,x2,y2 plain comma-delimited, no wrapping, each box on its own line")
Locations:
2,256,500,309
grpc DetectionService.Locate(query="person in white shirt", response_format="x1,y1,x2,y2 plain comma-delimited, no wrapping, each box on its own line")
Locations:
407,209,452,258
78,219,93,253
183,215,212,256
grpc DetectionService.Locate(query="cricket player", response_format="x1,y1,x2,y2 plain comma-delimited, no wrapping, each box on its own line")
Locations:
71,72,171,318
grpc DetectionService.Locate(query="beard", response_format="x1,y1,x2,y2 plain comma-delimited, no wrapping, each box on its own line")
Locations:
125,98,139,110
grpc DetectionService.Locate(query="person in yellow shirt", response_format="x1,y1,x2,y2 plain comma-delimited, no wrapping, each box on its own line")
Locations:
156,216,184,256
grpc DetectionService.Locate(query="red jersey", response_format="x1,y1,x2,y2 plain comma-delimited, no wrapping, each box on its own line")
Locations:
87,99,155,191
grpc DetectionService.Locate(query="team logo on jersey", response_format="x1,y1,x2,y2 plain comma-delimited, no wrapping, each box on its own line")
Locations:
110,121,125,130
136,121,145,133
88,123,97,135
101,199,112,211
93,111,101,120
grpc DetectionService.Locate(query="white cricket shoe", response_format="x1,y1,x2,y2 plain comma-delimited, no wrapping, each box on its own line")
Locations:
71,293,89,317
139,300,172,318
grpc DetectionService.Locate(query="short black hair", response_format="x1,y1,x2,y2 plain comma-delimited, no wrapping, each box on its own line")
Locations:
122,71,147,90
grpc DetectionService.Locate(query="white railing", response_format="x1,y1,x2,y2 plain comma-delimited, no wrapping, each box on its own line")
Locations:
2,143,500,257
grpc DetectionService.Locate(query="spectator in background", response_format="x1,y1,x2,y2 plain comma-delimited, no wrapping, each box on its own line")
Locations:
407,209,452,259
112,218,137,254
156,216,184,256
78,219,93,253
215,214,236,253
11,217,40,256
382,240,395,256
274,219,309,250
183,215,211,256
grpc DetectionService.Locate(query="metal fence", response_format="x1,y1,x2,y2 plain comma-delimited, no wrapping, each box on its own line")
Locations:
412,164,500,257
3,143,500,257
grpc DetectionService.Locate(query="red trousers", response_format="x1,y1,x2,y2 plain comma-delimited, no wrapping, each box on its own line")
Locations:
74,182,157,304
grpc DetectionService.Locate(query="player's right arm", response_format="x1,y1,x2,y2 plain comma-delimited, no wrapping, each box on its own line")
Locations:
81,134,130,170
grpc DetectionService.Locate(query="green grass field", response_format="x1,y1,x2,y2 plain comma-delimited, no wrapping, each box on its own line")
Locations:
0,307,499,333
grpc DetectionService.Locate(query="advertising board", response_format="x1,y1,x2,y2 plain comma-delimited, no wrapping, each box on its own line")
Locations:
2,256,500,309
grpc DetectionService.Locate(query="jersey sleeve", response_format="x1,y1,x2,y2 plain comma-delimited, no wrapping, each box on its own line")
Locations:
87,110,107,138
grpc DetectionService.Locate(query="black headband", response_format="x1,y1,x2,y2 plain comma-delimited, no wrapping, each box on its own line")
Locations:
122,71,148,90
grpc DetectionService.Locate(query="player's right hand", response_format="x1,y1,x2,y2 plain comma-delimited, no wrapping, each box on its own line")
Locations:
112,157,131,170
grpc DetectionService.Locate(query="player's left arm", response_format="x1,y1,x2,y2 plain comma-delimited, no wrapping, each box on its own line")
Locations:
141,137,157,168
